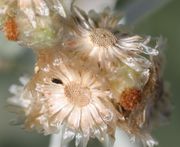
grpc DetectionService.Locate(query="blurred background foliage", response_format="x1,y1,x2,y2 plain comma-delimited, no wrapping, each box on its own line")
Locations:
0,0,180,147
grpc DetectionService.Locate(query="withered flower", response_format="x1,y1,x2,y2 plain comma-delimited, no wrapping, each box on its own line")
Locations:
0,0,72,49
8,56,117,147
63,7,159,75
114,39,171,147
5,2,170,147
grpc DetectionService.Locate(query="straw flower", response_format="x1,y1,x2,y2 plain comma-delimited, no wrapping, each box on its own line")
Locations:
37,61,116,146
5,1,170,147
9,55,117,146
63,7,159,74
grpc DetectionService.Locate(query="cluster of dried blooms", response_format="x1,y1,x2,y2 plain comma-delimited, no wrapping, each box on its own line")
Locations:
1,0,171,147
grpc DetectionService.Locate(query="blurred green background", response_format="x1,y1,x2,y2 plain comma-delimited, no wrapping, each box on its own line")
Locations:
0,0,180,147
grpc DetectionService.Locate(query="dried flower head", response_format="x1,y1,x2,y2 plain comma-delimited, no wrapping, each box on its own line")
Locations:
5,2,170,147
0,0,73,49
106,63,149,116
8,55,117,147
63,7,159,74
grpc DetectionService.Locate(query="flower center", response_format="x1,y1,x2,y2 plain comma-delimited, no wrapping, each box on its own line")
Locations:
64,82,91,107
89,28,117,48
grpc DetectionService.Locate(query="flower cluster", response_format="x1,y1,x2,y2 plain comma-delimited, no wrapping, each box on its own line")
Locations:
2,0,171,147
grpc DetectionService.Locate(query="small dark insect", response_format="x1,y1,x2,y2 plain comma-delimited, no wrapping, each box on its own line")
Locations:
52,78,63,84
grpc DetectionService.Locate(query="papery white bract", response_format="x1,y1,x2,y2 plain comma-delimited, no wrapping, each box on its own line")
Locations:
7,76,31,125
